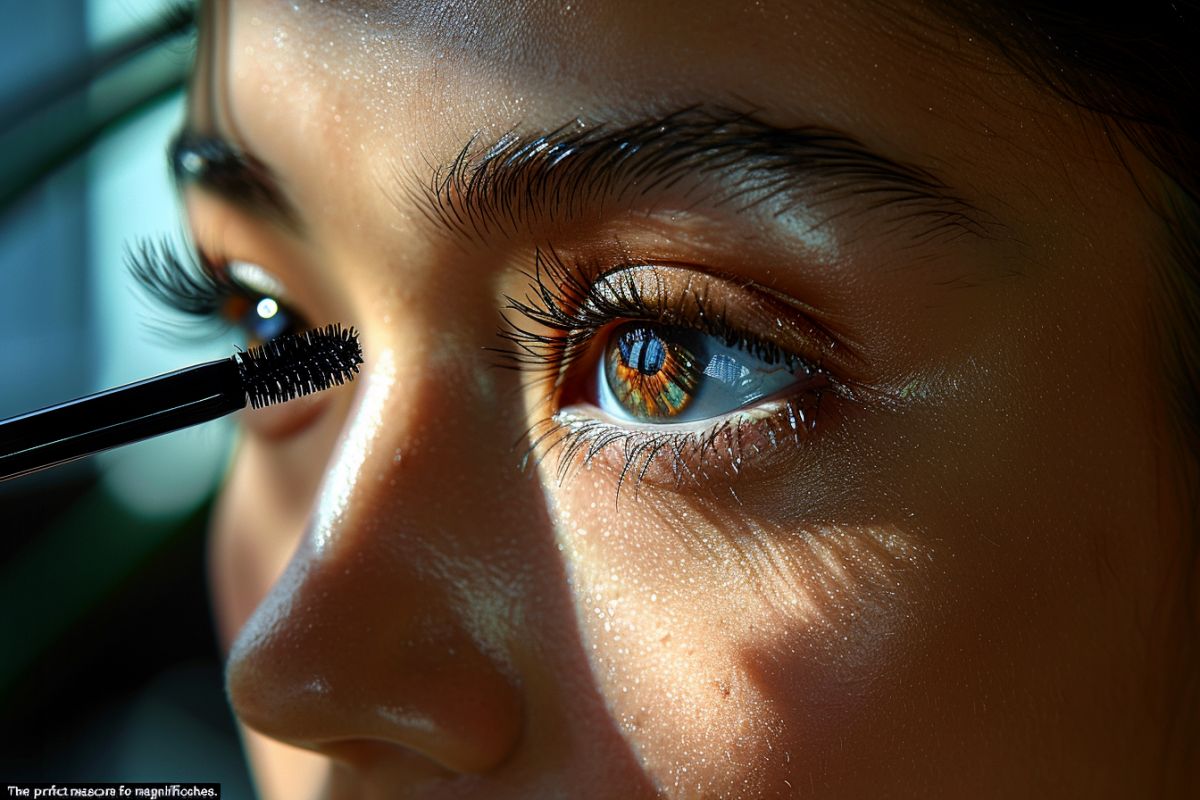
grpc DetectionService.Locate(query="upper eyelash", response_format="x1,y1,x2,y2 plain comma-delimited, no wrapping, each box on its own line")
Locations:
497,245,810,390
495,245,634,386
127,236,252,340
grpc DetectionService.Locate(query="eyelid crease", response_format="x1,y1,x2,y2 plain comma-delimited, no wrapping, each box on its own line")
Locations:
169,130,305,234
404,105,1003,248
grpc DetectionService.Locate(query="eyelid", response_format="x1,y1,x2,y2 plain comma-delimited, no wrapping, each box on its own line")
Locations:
583,262,841,372
499,247,857,402
172,131,304,233
183,189,316,318
225,259,290,300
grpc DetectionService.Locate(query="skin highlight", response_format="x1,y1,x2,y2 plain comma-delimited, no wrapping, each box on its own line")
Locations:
176,0,1196,796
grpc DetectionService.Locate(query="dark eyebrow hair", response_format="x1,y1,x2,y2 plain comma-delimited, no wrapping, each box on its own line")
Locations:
416,107,1000,245
168,129,304,234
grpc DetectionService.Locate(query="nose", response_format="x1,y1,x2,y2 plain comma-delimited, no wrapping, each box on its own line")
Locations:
225,340,537,775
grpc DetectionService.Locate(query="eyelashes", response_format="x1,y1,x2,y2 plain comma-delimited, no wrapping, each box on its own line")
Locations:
130,233,838,492
127,237,235,336
498,246,810,386
497,247,836,492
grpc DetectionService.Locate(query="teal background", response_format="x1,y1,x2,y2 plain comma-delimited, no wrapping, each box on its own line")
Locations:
0,3,254,795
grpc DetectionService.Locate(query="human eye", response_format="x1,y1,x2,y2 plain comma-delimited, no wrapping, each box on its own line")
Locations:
127,237,306,347
595,321,802,423
500,248,840,489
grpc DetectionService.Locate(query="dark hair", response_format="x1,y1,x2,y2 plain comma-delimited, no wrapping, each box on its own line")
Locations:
931,1,1199,784
928,1,1200,489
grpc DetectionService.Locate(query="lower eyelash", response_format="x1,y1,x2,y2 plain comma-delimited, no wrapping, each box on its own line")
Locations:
524,389,826,496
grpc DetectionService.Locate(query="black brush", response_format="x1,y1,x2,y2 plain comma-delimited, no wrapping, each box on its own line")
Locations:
0,323,363,481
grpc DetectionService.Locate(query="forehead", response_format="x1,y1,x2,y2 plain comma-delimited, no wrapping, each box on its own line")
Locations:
196,0,1138,263
202,0,974,133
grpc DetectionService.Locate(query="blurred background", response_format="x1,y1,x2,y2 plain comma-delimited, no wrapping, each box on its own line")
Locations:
0,1,254,794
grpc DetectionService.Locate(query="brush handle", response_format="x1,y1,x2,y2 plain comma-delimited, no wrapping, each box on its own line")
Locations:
0,357,245,481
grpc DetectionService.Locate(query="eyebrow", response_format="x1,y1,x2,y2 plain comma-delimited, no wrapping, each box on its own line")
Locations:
168,129,304,234
416,107,999,245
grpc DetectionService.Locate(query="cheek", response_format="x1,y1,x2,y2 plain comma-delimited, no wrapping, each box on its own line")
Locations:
208,439,339,800
209,383,355,648
547,468,929,796
210,464,285,651
209,438,315,650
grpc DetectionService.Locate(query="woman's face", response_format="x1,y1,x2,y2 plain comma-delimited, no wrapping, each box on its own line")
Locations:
190,0,1187,796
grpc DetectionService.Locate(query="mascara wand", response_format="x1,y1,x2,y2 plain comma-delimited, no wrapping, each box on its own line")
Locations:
0,323,363,481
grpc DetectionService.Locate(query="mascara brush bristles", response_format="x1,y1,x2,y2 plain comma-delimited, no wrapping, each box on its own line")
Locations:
237,323,363,409
0,324,363,482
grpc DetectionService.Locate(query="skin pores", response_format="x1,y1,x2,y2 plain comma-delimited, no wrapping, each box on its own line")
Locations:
195,1,1188,797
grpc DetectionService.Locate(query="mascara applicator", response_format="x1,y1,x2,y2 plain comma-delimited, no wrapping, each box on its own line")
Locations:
0,323,362,481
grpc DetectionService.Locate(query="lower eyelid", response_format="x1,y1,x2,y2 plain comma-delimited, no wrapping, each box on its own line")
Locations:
240,389,333,440
535,388,827,490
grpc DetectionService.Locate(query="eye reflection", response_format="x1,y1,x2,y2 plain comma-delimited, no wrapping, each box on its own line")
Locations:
225,260,298,345
256,297,279,319
597,321,802,423
239,296,291,342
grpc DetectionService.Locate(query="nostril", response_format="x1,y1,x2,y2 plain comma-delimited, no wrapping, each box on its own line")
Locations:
322,739,453,780
385,667,525,773
227,639,524,775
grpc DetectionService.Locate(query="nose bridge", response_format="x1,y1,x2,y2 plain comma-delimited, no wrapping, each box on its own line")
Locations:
315,333,539,607
311,325,535,572
227,318,544,773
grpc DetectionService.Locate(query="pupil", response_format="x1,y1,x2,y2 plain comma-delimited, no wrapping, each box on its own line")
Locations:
619,328,666,375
